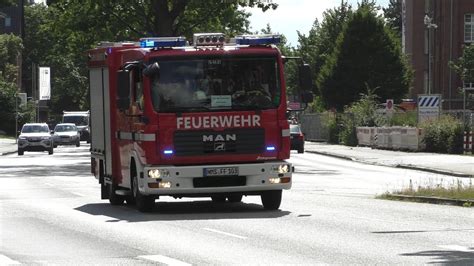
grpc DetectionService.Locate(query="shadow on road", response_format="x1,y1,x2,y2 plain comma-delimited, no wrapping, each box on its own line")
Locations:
400,249,474,264
75,200,291,222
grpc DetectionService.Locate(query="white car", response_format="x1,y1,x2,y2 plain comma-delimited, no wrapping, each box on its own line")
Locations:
17,123,54,156
53,123,81,147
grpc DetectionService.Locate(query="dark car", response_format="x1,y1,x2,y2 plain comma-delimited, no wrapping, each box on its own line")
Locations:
290,124,304,153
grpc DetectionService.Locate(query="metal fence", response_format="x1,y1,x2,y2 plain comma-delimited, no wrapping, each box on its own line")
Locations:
299,113,331,141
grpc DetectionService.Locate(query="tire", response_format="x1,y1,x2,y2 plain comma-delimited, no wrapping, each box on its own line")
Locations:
53,145,58,148
211,195,227,203
49,147,54,155
76,141,80,147
261,190,282,210
18,149,24,156
108,183,125,205
132,174,154,212
298,146,304,154
228,194,243,203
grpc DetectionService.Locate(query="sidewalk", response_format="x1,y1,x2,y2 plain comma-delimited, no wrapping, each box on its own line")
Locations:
304,142,474,178
1,137,473,177
0,138,16,156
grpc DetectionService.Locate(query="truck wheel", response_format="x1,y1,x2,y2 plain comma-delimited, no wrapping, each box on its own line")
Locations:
261,190,282,210
18,149,24,156
228,194,243,203
108,183,124,205
211,195,226,203
132,175,154,212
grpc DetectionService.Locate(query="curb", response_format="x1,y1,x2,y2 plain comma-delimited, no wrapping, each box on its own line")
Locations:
305,150,472,178
385,194,473,207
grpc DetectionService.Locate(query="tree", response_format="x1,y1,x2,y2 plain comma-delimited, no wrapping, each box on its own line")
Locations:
0,33,22,134
383,0,402,37
296,1,353,95
317,4,412,111
450,44,474,84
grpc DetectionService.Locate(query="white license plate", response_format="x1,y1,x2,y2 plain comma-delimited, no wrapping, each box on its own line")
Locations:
204,167,239,177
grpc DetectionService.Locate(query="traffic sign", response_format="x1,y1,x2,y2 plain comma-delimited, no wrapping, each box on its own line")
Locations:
417,94,441,123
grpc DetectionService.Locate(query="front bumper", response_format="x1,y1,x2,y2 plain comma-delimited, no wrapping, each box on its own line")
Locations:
139,161,293,196
18,139,52,151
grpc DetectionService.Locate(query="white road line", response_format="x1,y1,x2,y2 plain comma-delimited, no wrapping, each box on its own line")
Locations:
0,254,21,265
203,227,247,240
137,255,191,266
439,245,474,253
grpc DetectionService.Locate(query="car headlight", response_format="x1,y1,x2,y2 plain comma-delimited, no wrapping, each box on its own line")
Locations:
272,164,291,174
148,169,170,178
19,136,27,140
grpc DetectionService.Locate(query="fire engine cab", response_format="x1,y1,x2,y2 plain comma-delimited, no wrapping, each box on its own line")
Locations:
88,33,313,212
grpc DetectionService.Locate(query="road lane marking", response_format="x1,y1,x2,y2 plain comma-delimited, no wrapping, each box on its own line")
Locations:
0,254,21,265
439,245,474,253
137,255,191,266
203,227,247,239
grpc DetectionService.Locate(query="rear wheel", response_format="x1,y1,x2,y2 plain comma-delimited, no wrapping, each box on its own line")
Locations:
48,147,54,155
108,183,125,205
132,174,154,212
76,140,80,147
261,190,282,210
298,146,304,154
18,149,24,156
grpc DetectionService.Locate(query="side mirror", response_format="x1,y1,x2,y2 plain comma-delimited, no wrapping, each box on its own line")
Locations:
117,70,131,111
298,63,312,92
143,62,160,78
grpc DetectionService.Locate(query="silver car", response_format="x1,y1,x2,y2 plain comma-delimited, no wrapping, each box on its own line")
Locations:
53,123,81,147
17,123,54,156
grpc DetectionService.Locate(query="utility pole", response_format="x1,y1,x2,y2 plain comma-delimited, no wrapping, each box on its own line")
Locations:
424,15,437,95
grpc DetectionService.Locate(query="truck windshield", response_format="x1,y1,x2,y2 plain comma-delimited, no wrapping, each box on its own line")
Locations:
150,56,280,112
64,116,88,126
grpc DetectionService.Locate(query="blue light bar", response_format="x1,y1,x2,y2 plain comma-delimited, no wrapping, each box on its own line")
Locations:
163,150,174,155
266,146,276,151
235,34,281,45
139,37,186,48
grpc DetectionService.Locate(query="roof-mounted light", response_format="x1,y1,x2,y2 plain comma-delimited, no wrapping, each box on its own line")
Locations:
139,37,186,48
235,34,281,45
193,33,225,46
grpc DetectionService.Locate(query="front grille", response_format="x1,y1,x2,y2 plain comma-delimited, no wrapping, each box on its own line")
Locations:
27,138,41,142
193,176,246,188
174,128,264,156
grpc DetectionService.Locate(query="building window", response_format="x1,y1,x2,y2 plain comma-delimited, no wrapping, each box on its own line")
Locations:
5,17,11,27
466,14,474,43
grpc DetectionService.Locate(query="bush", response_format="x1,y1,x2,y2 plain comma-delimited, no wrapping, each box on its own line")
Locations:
420,115,464,154
339,113,358,146
326,112,340,144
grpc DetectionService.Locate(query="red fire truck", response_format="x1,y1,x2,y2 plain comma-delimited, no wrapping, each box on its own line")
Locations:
88,33,312,212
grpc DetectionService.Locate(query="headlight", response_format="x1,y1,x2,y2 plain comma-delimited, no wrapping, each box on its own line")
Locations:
148,169,170,178
19,136,27,140
272,164,291,174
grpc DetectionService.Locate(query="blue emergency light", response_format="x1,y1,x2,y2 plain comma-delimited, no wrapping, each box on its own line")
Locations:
139,37,186,48
163,149,174,155
235,34,281,45
266,146,276,151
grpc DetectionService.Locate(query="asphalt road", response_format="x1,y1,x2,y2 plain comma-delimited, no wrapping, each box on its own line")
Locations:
0,145,473,265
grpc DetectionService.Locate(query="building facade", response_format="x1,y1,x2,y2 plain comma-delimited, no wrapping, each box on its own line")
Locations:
403,0,474,110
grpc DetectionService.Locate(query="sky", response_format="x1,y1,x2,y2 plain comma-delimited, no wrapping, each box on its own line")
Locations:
244,0,390,47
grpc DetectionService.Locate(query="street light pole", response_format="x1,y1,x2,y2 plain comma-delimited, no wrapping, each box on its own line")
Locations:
424,15,437,95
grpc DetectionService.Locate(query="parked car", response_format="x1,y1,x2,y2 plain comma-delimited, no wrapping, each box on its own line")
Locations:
53,123,80,147
290,124,304,154
17,123,54,156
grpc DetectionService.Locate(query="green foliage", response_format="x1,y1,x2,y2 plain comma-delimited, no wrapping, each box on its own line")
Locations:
389,111,417,127
317,5,412,111
297,1,353,96
338,113,358,146
450,44,474,83
420,115,464,154
383,0,402,37
325,112,340,144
